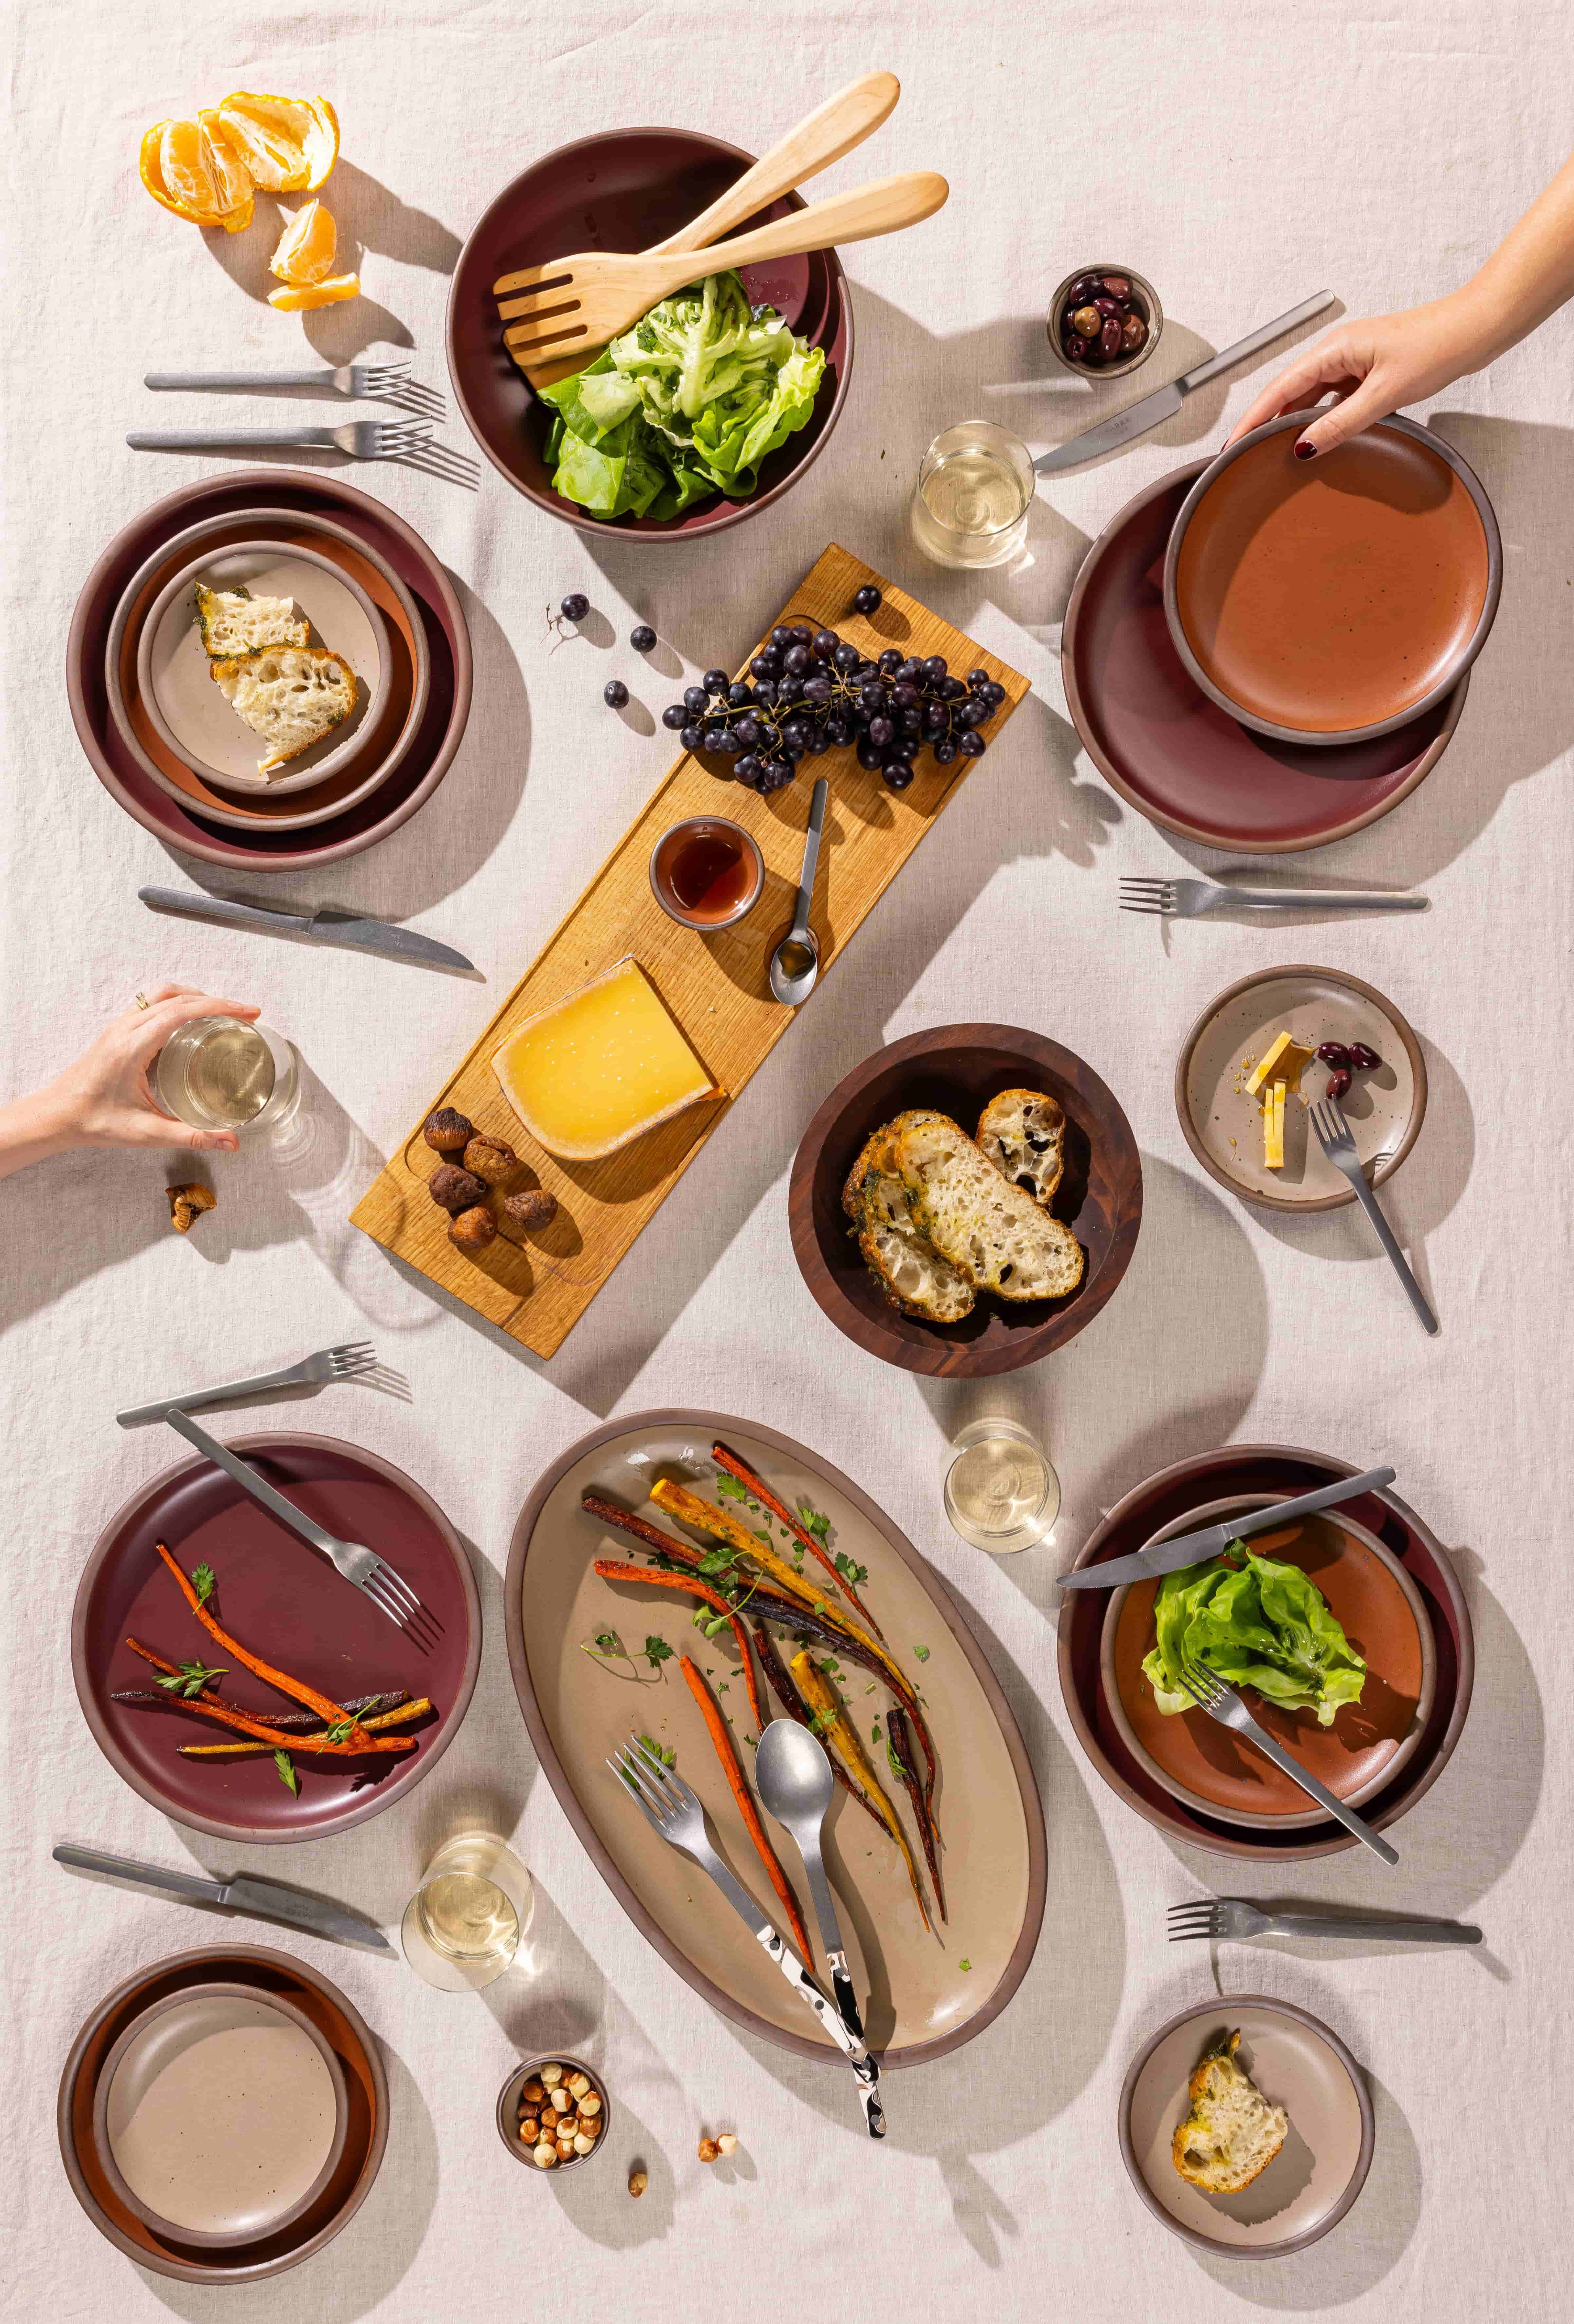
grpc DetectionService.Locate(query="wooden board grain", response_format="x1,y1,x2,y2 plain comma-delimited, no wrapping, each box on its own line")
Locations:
350,545,1028,1356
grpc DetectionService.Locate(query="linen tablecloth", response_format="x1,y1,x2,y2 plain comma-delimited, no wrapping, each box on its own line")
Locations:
4,3,1568,2317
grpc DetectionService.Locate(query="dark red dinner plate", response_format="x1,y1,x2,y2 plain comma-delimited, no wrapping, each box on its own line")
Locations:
67,469,472,869
448,129,853,538
1058,1444,1473,1860
72,1435,480,1843
1061,463,1469,852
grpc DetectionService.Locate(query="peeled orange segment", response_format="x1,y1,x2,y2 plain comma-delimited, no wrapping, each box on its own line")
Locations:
140,116,252,232
268,272,361,312
270,199,337,286
217,92,339,192
198,109,255,229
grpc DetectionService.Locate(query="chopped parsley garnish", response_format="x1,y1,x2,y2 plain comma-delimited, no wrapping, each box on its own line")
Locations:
834,1551,869,1589
644,1635,673,1670
155,1658,226,1699
913,1645,931,1663
191,1562,216,1606
273,1749,298,1796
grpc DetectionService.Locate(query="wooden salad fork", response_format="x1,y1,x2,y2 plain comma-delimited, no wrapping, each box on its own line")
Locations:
498,170,948,369
494,71,902,390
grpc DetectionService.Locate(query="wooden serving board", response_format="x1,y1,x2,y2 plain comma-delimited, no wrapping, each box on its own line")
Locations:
350,545,1028,1356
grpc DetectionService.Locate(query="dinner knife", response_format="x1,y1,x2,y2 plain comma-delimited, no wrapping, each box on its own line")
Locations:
1057,1465,1397,1592
52,1844,391,1951
1034,291,1337,475
139,885,474,972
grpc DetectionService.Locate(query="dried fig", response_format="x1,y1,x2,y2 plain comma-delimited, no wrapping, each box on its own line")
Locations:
503,1188,558,1231
448,1206,497,1253
429,1163,488,1213
463,1133,520,1189
166,1182,216,1234
423,1106,474,1154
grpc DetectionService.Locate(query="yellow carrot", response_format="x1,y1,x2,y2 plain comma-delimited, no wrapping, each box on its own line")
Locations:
791,1650,930,1930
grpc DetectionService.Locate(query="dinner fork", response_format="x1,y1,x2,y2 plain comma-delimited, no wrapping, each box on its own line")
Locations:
1175,1657,1398,1864
607,1736,886,2138
145,359,418,398
118,1343,376,1428
126,419,432,461
1168,1896,1481,1945
162,1406,435,1642
1307,1095,1439,1335
1119,876,1428,918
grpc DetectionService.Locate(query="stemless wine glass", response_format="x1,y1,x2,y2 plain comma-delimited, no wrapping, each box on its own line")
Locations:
153,1016,300,1134
402,1831,535,1992
943,1416,1060,1553
910,420,1035,568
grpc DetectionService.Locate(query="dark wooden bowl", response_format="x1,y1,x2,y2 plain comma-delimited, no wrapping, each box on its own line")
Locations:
447,129,853,539
788,1024,1143,1376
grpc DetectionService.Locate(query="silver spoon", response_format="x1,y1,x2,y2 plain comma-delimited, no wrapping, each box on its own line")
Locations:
768,776,829,1004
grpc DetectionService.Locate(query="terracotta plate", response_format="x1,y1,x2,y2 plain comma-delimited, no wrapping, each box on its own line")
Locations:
789,1023,1143,1376
1060,462,1468,851
69,468,470,869
1120,1995,1374,2257
1175,964,1427,1212
448,129,852,539
505,1412,1047,2064
72,1434,481,1843
1101,1494,1436,1826
1165,413,1500,743
1058,1444,1473,1861
59,1944,387,2285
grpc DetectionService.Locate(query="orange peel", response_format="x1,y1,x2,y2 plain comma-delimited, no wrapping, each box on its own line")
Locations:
267,272,361,312
270,198,337,286
217,92,339,193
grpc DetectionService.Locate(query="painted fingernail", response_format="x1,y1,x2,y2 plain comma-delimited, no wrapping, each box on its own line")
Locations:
1293,439,1317,461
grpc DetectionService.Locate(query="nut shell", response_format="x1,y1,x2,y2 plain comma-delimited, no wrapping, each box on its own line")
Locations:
504,1188,558,1231
422,1106,474,1154
448,1205,497,1253
464,1133,520,1189
428,1163,489,1213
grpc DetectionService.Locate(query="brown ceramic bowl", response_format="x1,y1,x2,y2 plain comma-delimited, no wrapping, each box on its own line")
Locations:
789,1023,1143,1376
447,129,853,538
58,1944,388,2285
496,2053,613,2174
1058,1445,1473,1861
68,469,471,870
1061,461,1468,851
1046,261,1164,379
1164,412,1501,746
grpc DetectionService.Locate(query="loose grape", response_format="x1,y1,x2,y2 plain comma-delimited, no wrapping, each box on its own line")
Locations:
883,761,915,793
852,584,882,615
965,669,990,689
559,592,589,622
604,679,629,709
630,624,657,652
812,628,840,659
979,679,1006,706
680,724,704,753
662,704,687,731
959,730,987,757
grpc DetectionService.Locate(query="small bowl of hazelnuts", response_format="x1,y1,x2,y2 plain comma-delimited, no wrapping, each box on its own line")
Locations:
496,2053,612,2175
1047,263,1163,379
421,1105,558,1260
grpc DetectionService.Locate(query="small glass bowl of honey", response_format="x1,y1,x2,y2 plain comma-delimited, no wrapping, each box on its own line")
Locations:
649,817,764,931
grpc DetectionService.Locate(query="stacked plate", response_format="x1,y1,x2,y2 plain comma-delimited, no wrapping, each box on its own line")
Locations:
69,469,472,869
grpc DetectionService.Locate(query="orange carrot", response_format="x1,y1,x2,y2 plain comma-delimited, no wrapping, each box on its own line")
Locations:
679,1654,812,1964
591,1557,766,1739
122,1639,413,1754
712,1441,887,1640
156,1543,358,1730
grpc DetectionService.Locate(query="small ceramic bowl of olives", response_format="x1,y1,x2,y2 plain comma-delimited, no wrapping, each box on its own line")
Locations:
1048,264,1163,379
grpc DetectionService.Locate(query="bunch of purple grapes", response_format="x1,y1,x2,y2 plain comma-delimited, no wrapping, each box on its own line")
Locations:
660,587,1006,795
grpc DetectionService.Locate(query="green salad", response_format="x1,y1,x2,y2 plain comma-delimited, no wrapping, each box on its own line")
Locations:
1142,1547,1366,1728
538,269,826,521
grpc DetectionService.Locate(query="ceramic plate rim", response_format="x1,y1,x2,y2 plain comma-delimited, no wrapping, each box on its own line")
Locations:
1117,1992,1375,2257
136,539,393,795
1174,962,1428,1212
1099,1491,1438,1827
503,1408,1048,2066
71,1432,482,1845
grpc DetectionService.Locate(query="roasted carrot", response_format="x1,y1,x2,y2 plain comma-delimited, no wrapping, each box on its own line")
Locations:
179,1698,431,1756
155,1543,359,1731
122,1639,414,1755
712,1442,886,1640
792,1650,930,1930
581,1493,708,1569
591,1559,765,1739
753,1624,885,1834
889,1707,946,1921
110,1688,404,1730
680,1654,811,1963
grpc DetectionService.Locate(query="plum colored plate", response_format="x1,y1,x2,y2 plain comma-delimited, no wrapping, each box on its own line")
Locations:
1060,462,1469,851
69,469,470,869
505,1411,1047,2065
72,1434,480,1843
1120,1995,1374,2257
789,1023,1143,1376
59,1944,387,2286
448,129,852,538
1058,1444,1472,1860
1101,1494,1436,1827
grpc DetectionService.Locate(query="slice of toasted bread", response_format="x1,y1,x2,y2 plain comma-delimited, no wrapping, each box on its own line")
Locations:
210,644,358,773
194,582,309,658
977,1087,1067,1210
1171,2030,1289,2194
894,1114,1084,1302
844,1111,973,1322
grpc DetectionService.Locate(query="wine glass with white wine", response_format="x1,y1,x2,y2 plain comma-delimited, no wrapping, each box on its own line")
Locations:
943,1417,1060,1553
402,1832,535,1992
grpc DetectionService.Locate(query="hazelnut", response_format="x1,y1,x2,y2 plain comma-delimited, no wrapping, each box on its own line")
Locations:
423,1106,474,1154
555,2138,576,2160
566,2071,591,2098
167,1182,217,1234
540,2063,564,2086
698,2137,720,2164
573,2131,595,2156
504,1188,558,1231
521,2078,546,2104
448,1206,497,1253
518,2116,538,2143
628,2169,648,2198
576,2113,600,2141
533,2142,557,2170
428,1163,488,1213
463,1133,520,1189
716,2133,738,2157
577,2091,602,2117
550,2088,572,2114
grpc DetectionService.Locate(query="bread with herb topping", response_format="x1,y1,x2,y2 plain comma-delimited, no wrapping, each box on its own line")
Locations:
1171,2030,1288,2194
894,1114,1084,1302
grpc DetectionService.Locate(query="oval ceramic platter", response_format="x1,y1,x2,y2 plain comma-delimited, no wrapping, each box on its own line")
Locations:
505,1412,1047,2065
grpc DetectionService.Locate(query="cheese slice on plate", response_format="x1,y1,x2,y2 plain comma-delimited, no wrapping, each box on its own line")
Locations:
1245,1028,1314,1098
492,957,721,1161
1264,1078,1286,1169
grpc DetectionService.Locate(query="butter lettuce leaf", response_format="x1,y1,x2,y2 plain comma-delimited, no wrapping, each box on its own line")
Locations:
1141,1548,1366,1728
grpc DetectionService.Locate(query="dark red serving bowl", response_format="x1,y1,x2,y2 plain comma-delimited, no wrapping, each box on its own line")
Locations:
447,129,853,539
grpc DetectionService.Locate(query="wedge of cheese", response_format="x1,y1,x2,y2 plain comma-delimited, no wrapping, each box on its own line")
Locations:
492,957,720,1162
1264,1078,1286,1169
